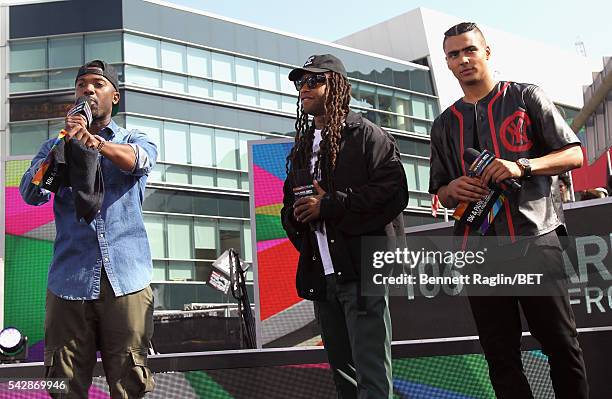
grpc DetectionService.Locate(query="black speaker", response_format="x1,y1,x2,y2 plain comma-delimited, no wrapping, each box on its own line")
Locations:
152,312,243,353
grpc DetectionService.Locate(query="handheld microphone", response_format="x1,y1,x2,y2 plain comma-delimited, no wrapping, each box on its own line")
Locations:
67,96,93,129
463,148,521,192
292,169,319,232
453,148,519,235
32,97,94,191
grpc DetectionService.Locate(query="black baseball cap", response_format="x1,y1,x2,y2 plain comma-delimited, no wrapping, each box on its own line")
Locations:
288,54,348,81
75,60,120,116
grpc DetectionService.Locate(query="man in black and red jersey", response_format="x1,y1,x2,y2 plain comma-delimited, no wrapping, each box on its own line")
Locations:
429,22,589,398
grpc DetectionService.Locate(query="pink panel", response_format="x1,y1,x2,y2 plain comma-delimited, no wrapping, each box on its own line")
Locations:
253,164,284,208
256,238,289,252
5,187,55,236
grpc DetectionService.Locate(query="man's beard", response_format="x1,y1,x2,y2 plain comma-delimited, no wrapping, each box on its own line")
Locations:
462,77,480,86
87,101,103,120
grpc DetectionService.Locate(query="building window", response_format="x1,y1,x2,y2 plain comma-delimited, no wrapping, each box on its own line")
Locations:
400,157,431,207
211,52,234,82
377,87,394,113
144,214,166,259
164,122,189,164
215,129,238,169
126,116,262,190
49,68,78,90
48,36,83,69
241,174,250,191
10,40,47,72
152,261,167,281
48,120,64,138
9,71,48,92
186,47,210,78
161,42,187,74
281,96,296,114
236,87,258,106
187,77,211,97
217,170,240,189
412,98,427,119
402,158,418,207
85,33,122,64
167,217,193,259
190,126,214,167
260,91,280,110
279,66,295,94
124,65,161,88
145,215,253,282
165,165,190,185
162,73,187,94
238,133,261,171
235,58,257,86
243,222,252,262
192,168,215,187
412,121,429,135
9,123,48,156
212,82,236,102
194,219,217,259
124,34,160,68
357,84,377,110
219,220,241,255
168,261,194,281
125,116,163,159
257,62,279,91
417,163,430,192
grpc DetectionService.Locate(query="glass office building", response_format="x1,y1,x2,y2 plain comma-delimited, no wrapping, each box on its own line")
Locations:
2,0,439,310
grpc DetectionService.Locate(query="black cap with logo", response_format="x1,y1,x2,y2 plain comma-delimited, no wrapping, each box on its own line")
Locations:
75,60,120,116
288,54,347,81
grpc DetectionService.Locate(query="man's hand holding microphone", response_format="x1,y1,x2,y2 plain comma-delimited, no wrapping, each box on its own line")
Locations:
440,148,524,208
64,97,105,151
294,180,326,223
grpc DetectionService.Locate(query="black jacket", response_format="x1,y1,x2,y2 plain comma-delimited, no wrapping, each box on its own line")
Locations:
281,111,408,301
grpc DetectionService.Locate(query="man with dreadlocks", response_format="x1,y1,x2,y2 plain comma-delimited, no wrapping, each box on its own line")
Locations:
281,54,408,398
429,23,588,398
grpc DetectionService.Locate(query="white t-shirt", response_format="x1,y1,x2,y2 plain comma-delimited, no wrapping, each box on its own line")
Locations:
310,129,335,275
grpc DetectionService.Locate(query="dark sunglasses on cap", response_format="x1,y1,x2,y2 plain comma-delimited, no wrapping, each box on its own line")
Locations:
294,74,326,91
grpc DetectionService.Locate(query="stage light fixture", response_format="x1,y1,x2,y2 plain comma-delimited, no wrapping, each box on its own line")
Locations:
0,327,28,363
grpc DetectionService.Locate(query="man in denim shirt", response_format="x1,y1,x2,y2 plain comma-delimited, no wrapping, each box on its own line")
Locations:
20,60,157,398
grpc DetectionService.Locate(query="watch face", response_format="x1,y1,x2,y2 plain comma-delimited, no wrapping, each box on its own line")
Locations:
518,158,530,167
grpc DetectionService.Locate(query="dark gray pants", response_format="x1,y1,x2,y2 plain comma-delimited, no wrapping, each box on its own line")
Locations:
314,275,393,399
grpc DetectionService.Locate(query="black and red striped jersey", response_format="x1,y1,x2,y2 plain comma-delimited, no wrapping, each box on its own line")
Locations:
429,81,581,243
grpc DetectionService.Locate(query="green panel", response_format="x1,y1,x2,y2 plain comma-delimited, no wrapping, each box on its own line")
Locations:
392,354,495,398
4,234,52,345
184,370,233,399
6,160,32,187
255,213,286,242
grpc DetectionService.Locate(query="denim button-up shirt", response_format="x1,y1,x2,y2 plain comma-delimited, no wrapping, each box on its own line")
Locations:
20,119,158,300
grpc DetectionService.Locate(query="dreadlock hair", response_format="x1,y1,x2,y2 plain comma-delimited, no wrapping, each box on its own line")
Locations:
443,22,486,48
285,72,351,195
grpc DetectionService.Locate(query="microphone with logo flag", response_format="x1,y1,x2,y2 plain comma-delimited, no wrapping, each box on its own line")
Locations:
32,96,93,192
452,148,521,235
